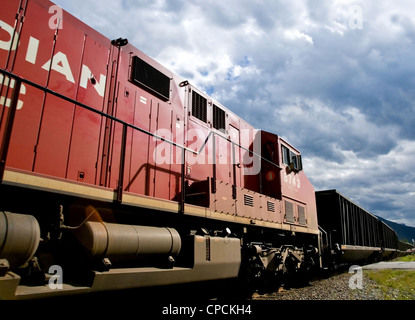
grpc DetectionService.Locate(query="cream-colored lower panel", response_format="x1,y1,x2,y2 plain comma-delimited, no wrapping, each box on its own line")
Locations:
2,169,114,201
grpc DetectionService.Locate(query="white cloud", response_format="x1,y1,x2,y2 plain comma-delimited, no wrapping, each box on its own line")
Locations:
304,139,415,225
284,29,314,44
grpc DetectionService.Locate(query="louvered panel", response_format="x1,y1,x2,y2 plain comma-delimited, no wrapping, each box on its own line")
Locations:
267,201,275,212
244,194,254,207
131,56,170,100
213,104,225,130
285,200,294,223
192,91,207,122
298,205,306,225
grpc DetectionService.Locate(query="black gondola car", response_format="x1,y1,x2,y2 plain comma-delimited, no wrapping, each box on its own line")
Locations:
378,220,399,259
316,190,399,264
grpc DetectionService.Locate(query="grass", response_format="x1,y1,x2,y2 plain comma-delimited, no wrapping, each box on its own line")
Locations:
364,255,415,300
394,254,415,262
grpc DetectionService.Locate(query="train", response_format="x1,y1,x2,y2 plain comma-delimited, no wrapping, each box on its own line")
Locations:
0,0,411,299
316,190,412,268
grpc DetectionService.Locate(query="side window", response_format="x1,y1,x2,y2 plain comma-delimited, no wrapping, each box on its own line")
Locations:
282,145,290,166
281,145,302,172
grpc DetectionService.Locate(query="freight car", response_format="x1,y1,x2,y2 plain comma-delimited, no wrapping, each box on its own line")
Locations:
0,0,320,299
316,190,402,267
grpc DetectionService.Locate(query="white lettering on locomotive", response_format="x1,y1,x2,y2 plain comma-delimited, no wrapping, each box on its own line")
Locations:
0,19,107,111
0,74,26,110
25,36,40,64
0,20,19,51
80,64,106,96
284,170,301,189
41,51,75,83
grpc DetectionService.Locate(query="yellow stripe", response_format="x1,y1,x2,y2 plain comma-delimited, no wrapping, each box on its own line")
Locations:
2,169,114,201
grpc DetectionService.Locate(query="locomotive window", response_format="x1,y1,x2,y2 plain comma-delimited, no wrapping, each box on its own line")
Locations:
213,104,226,131
291,154,299,170
131,56,170,101
297,155,303,171
263,141,275,162
282,145,302,171
192,91,207,123
282,145,290,166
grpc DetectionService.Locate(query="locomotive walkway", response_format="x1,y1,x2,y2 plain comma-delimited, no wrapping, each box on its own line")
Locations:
362,261,415,270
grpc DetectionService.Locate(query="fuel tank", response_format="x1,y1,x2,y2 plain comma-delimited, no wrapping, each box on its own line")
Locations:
0,211,40,268
74,221,181,262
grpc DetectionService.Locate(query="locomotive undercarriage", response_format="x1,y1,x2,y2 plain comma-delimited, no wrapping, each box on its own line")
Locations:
242,242,318,289
0,182,319,299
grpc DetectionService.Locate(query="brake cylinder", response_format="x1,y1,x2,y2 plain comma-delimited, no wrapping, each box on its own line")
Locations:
0,211,40,268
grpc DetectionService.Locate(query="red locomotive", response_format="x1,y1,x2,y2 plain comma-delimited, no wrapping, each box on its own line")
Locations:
0,0,320,298
0,0,408,299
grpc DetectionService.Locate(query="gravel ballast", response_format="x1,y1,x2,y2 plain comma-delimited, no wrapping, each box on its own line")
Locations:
251,271,387,300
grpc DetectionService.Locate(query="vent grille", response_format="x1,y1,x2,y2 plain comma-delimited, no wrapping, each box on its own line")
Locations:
192,91,207,122
244,194,254,207
298,205,306,225
131,56,170,100
213,104,226,131
267,201,275,212
285,200,294,223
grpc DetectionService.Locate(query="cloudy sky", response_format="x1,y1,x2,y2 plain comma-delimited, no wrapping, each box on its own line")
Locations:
53,0,415,227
